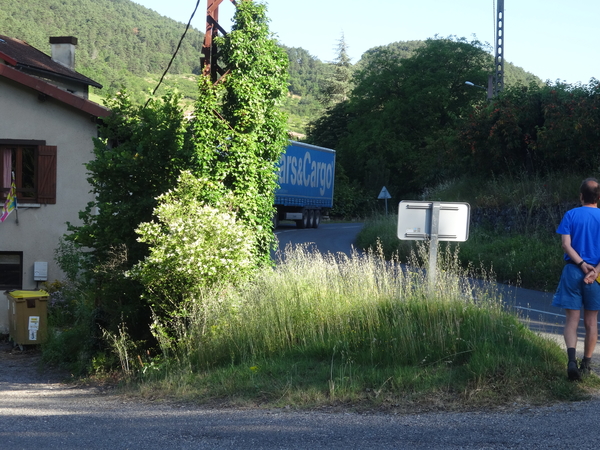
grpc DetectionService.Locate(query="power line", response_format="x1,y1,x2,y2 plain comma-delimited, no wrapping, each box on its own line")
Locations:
143,0,201,109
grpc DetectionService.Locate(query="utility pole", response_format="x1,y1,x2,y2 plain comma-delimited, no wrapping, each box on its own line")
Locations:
201,0,237,82
493,0,505,96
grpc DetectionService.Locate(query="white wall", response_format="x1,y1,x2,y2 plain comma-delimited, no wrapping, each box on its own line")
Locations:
0,77,98,289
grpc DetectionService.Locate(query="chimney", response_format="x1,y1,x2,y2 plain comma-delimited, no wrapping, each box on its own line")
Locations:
49,36,77,70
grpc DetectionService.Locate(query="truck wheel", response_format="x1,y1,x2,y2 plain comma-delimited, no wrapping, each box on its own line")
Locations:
296,209,309,228
307,209,315,228
312,210,321,228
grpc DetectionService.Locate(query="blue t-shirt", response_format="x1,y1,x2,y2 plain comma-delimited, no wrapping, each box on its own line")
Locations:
556,206,600,265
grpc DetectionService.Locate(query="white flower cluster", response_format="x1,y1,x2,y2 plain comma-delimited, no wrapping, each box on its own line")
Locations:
129,172,257,312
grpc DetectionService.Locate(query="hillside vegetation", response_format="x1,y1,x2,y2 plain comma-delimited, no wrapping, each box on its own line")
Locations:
2,0,203,82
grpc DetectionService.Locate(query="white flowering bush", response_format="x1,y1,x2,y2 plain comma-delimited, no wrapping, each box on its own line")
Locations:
130,171,256,316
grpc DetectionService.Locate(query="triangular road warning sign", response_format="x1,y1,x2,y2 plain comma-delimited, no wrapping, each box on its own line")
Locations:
378,186,391,199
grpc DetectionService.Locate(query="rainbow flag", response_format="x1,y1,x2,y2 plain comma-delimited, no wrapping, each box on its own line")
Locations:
1,177,17,222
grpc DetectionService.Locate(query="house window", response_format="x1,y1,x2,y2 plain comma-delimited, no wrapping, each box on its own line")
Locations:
0,141,56,204
0,252,23,290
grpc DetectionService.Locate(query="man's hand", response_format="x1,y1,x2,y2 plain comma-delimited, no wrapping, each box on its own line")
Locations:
584,266,598,284
581,262,595,273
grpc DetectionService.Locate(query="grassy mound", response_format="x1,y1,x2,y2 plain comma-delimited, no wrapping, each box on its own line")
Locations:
124,244,595,410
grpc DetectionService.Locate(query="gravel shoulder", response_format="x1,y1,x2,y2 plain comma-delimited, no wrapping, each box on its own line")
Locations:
3,339,600,449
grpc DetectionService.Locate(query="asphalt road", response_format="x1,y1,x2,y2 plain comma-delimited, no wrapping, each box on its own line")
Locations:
2,362,600,450
2,334,600,450
274,221,364,257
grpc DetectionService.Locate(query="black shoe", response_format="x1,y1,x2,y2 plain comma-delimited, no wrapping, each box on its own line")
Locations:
568,360,581,381
580,360,592,377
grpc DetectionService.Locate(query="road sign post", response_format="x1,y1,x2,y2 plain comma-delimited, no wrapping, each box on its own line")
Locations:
397,201,470,293
378,186,392,215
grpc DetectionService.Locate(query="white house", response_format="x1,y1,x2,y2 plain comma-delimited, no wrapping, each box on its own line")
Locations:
0,35,109,292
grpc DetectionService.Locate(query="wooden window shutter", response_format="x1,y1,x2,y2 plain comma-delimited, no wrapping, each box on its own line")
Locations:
37,146,57,204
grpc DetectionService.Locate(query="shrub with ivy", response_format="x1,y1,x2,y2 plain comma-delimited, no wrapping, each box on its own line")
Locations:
190,0,289,266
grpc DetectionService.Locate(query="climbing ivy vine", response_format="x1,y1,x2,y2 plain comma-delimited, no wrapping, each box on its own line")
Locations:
191,0,289,265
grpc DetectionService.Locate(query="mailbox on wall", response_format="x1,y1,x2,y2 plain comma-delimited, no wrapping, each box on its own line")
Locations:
34,261,48,281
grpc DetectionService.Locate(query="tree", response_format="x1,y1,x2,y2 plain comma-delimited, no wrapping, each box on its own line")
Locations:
306,101,374,218
190,0,289,265
355,40,423,69
307,36,546,212
66,91,190,337
64,1,287,349
72,92,188,263
318,34,354,108
333,36,491,198
459,80,600,177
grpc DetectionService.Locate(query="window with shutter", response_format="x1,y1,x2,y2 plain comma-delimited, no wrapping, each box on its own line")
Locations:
37,146,57,204
0,142,56,204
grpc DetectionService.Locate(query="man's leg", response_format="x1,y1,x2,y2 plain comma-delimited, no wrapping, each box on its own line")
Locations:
564,309,582,380
564,309,581,349
581,279,600,375
583,309,598,358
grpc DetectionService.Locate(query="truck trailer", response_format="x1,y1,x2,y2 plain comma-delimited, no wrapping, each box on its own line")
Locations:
274,141,335,229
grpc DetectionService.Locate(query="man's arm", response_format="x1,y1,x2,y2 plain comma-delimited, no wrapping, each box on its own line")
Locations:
563,234,597,283
562,234,595,273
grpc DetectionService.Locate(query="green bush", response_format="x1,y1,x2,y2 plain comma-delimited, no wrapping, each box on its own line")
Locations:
130,172,256,318
42,283,97,375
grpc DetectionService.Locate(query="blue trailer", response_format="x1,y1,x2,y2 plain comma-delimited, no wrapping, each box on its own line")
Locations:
274,141,335,228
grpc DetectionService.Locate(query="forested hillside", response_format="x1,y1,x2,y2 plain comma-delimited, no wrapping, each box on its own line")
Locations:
1,0,542,133
0,0,203,76
0,0,204,100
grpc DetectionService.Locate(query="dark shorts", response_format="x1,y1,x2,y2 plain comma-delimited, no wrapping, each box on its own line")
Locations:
552,263,600,310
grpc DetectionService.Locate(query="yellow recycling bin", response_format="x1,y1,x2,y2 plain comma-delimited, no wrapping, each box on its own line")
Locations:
7,290,49,346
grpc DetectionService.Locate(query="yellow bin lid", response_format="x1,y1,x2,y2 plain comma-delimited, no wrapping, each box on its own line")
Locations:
7,290,49,299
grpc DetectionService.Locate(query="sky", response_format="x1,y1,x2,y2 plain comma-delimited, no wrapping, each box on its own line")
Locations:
134,0,599,85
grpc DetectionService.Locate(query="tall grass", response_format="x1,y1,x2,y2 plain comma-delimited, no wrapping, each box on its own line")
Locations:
134,243,584,409
459,227,562,290
357,214,564,291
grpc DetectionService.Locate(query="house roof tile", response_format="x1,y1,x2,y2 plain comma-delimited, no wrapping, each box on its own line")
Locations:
0,34,102,88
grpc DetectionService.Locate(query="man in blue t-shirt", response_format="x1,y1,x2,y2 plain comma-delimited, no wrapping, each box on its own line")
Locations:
553,178,600,381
